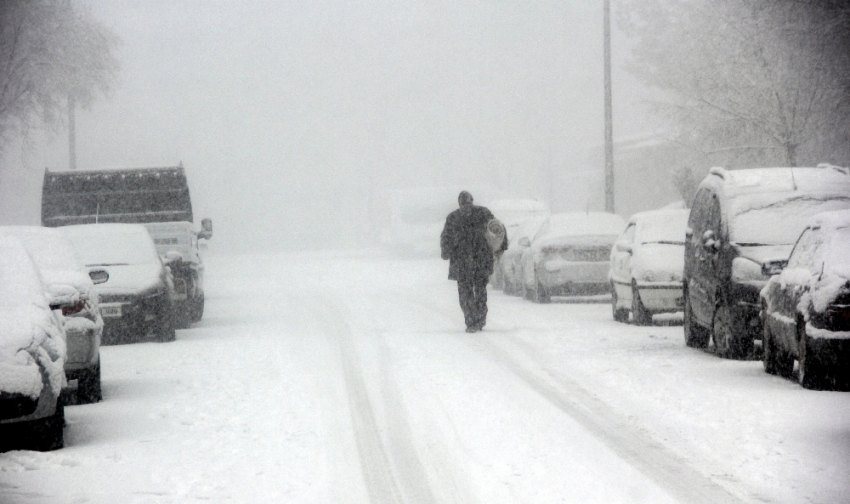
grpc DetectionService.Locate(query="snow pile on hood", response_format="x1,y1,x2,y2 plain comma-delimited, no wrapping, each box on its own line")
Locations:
0,237,66,399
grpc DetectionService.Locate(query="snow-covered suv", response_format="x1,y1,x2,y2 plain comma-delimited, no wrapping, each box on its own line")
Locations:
683,165,850,358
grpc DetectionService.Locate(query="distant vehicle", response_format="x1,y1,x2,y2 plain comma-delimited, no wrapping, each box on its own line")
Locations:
63,224,177,344
609,209,690,325
520,212,626,302
500,215,548,295
761,209,850,389
0,236,67,452
487,199,549,290
684,165,850,358
0,226,107,403
41,165,212,328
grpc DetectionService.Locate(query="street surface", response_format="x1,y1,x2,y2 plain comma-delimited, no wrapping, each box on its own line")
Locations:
1,251,848,504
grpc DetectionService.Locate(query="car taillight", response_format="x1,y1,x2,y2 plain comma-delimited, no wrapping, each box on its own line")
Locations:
62,300,86,316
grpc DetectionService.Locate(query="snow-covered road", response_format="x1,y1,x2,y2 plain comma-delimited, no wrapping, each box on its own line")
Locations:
1,251,849,504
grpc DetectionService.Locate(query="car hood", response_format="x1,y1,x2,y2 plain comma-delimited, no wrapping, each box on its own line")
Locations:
91,263,165,296
533,234,617,251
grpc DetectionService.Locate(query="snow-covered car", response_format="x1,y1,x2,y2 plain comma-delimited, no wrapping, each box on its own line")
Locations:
62,224,177,344
500,215,548,295
684,165,850,358
520,212,626,302
487,199,549,289
0,226,107,403
760,209,850,389
0,236,67,452
609,209,690,325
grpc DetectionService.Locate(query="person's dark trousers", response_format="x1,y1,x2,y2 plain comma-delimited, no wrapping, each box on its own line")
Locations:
457,274,488,330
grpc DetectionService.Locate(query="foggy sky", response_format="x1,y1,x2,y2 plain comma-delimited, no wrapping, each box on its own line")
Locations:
1,0,649,252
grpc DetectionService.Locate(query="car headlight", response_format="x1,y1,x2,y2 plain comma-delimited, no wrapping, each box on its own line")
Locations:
732,257,767,283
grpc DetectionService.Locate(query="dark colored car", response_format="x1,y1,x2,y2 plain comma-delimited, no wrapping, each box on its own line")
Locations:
63,224,177,344
761,209,850,389
683,165,850,358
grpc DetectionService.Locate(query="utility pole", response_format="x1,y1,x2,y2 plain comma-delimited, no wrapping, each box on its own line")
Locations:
603,0,614,213
68,95,77,170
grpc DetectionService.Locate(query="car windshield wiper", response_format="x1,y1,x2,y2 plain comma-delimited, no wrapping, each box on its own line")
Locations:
642,241,684,245
87,262,130,267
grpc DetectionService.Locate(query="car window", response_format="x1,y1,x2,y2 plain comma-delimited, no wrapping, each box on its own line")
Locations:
787,228,819,269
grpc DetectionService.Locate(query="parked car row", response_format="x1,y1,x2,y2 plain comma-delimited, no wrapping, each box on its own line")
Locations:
0,223,186,452
494,164,850,390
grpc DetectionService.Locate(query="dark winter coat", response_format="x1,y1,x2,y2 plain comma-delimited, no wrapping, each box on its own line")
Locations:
440,204,507,281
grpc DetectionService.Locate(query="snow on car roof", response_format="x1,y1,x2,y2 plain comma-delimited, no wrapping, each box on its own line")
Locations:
61,223,160,267
0,226,83,272
0,236,66,398
706,166,850,197
542,212,626,237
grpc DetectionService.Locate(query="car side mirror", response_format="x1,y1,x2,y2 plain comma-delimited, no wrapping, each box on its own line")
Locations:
197,218,213,240
47,283,79,310
616,242,632,254
761,259,788,276
518,237,531,247
88,269,109,285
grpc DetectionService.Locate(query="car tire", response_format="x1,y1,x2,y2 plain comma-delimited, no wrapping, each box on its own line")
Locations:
712,297,746,359
683,291,709,349
29,403,64,452
798,321,824,389
611,283,629,323
762,318,793,378
156,299,177,343
77,356,102,404
533,274,550,303
631,284,652,326
191,295,205,323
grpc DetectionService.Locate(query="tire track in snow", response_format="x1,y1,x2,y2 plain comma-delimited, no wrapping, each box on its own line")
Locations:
313,297,437,504
473,334,749,504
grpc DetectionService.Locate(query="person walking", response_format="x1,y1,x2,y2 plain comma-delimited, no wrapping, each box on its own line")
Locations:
440,191,507,332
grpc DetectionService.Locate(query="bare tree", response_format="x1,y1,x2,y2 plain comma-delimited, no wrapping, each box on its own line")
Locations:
0,0,119,151
618,0,850,167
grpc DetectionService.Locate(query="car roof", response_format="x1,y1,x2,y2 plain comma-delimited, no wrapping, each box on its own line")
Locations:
700,166,850,199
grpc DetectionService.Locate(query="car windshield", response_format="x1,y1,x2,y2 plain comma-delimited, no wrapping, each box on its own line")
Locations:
637,212,689,245
729,194,850,245
67,228,160,267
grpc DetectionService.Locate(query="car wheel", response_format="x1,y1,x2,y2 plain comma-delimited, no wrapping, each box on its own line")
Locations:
611,284,628,322
631,284,652,326
762,317,793,378
77,357,102,404
798,321,824,389
191,295,205,322
29,403,64,452
156,300,177,343
683,291,709,348
533,275,550,304
712,297,746,359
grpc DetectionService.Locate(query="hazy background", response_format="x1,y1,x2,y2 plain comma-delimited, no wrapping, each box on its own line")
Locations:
0,0,651,252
